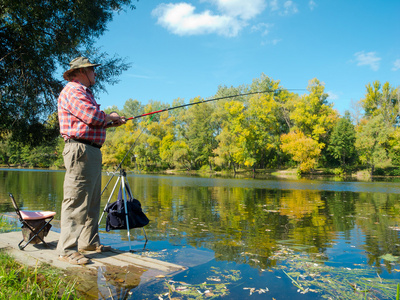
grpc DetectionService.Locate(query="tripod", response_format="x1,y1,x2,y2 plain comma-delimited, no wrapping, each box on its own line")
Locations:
98,168,148,252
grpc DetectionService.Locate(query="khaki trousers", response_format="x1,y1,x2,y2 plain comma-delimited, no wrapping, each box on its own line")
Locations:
57,142,102,256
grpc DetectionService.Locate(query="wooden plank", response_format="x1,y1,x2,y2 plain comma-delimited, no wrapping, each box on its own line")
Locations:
0,231,186,278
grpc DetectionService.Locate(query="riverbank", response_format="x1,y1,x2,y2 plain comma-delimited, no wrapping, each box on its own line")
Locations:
0,250,79,299
3,164,399,180
0,229,186,299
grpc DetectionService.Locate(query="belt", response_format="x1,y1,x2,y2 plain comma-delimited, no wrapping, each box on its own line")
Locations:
66,138,102,149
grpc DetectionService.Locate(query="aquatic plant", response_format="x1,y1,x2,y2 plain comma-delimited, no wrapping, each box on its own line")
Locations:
0,215,18,233
275,245,399,299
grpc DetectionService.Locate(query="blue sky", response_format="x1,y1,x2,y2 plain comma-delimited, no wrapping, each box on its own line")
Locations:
95,0,400,115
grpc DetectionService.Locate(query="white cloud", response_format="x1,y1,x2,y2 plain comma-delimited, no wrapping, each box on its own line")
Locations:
281,1,299,15
207,0,266,20
267,0,299,16
152,1,267,37
152,3,240,37
392,59,400,71
251,22,273,36
269,0,279,11
271,38,281,45
309,0,317,10
252,23,281,45
353,51,381,71
260,38,282,46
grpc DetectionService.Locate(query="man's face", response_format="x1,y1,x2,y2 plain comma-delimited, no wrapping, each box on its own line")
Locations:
84,67,96,85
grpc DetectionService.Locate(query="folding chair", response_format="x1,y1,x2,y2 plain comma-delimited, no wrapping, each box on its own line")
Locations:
9,193,56,250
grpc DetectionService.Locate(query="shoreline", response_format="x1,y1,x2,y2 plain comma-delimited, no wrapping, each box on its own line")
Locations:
1,166,399,181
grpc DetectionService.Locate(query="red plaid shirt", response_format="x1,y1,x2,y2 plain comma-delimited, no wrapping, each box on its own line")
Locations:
58,80,106,145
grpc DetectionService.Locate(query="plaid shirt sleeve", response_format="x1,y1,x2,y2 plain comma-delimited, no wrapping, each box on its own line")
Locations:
58,81,107,145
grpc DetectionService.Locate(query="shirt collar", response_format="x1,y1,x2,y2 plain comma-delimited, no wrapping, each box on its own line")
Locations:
71,80,92,92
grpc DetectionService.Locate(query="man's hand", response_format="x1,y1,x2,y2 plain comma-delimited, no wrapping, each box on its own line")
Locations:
105,112,126,128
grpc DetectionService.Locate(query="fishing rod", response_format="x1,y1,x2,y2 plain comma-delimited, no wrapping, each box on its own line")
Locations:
107,88,304,126
100,88,304,217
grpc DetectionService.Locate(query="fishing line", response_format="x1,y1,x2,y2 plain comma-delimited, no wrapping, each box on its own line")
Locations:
101,88,304,193
100,113,155,197
107,88,305,126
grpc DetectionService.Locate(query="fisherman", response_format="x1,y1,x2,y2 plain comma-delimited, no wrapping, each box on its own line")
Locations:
57,56,125,265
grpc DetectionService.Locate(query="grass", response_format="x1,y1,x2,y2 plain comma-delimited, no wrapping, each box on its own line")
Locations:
0,250,80,300
397,283,400,300
0,216,80,299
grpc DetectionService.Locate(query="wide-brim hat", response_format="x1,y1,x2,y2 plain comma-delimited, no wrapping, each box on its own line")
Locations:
63,57,101,80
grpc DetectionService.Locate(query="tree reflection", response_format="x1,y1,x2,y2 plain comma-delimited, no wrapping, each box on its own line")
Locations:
1,170,399,274
128,177,400,273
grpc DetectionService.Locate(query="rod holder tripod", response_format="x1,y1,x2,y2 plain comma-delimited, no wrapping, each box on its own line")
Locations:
99,168,148,252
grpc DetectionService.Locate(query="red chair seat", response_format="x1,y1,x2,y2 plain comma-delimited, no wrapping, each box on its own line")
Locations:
19,211,56,221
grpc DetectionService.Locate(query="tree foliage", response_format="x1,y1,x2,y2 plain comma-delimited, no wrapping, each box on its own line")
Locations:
290,78,338,143
1,75,399,177
361,81,399,125
355,115,393,175
178,97,217,170
0,0,135,145
280,131,323,173
328,111,357,167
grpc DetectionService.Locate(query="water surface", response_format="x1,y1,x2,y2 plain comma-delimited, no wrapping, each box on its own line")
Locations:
1,169,399,299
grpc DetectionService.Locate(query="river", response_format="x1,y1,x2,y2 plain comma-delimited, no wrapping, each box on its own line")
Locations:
1,169,399,299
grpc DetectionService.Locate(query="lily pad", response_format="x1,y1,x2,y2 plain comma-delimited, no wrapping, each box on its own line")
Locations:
379,253,399,262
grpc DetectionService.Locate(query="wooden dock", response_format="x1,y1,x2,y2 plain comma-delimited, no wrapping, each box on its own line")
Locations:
0,212,215,298
0,230,186,282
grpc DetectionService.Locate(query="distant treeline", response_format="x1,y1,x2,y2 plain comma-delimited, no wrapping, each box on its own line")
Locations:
1,75,399,176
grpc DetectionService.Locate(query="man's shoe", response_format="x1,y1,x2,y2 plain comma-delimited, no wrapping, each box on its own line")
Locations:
59,252,91,265
79,244,112,253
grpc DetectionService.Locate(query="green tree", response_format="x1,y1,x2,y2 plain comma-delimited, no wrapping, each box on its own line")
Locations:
211,86,245,172
355,115,393,175
247,74,284,169
245,90,281,170
388,128,400,166
122,99,143,117
1,0,135,145
213,100,245,173
178,97,217,170
134,106,174,171
213,126,239,172
328,111,357,167
361,81,399,125
160,135,191,170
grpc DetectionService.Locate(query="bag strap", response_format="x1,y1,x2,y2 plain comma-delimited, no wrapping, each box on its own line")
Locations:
117,184,133,203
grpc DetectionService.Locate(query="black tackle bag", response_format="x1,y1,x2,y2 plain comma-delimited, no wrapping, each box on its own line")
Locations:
105,185,149,232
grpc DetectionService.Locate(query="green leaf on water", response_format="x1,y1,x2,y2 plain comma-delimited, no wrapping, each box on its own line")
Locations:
379,254,399,262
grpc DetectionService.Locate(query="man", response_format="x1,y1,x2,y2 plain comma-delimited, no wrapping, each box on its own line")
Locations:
57,57,125,265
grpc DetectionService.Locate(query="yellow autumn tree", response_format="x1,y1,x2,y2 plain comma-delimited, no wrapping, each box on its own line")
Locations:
214,100,245,173
290,78,338,144
102,120,139,169
280,131,323,173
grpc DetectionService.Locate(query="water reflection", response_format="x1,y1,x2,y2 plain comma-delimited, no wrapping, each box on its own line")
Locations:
65,264,144,299
1,169,399,298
